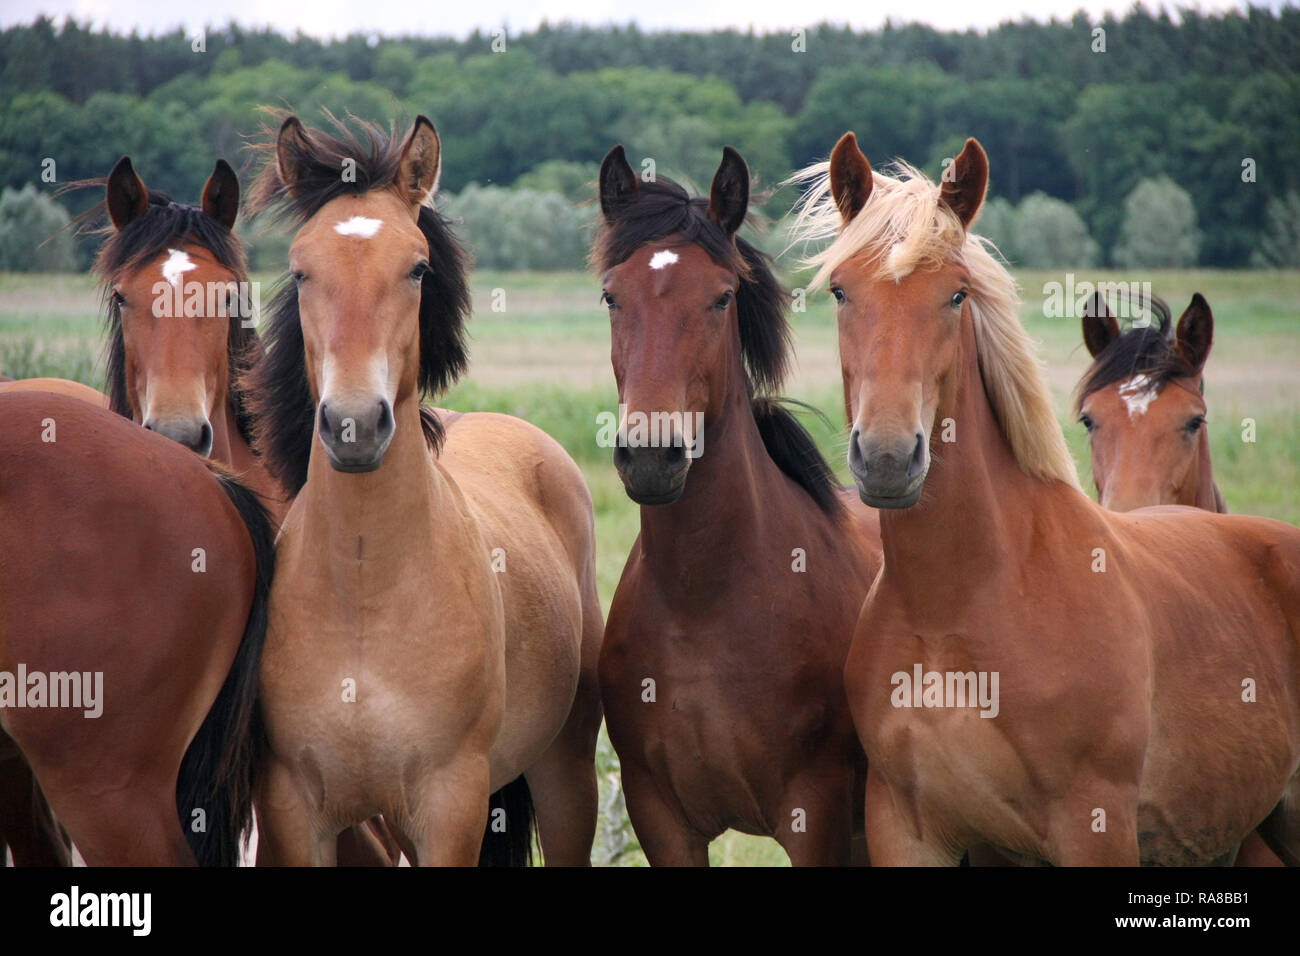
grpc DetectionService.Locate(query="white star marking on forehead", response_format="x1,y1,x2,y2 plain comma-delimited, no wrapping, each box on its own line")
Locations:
161,248,196,287
334,216,384,239
648,249,679,270
1118,374,1158,419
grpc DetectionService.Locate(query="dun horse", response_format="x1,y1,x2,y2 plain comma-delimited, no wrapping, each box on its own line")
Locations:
246,114,603,865
790,132,1300,865
595,145,880,865
0,392,274,865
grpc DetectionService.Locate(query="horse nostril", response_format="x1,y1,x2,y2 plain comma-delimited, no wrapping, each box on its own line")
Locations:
613,444,631,469
197,421,213,454
906,432,926,479
663,441,685,466
318,402,332,439
376,399,393,436
848,427,865,473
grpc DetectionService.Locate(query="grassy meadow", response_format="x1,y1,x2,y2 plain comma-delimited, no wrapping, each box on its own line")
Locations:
2,267,1297,865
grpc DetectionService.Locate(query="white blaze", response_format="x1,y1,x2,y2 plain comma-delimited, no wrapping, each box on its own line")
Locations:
334,216,384,239
648,249,679,270
161,248,196,287
1118,374,1158,419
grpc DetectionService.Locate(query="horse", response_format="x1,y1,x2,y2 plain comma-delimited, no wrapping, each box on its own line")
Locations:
0,391,274,864
787,131,1300,865
0,378,107,407
243,113,603,866
1077,291,1227,513
593,145,881,865
59,157,288,520
1077,290,1285,867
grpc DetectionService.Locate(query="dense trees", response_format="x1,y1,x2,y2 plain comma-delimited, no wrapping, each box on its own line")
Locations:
1,8,1296,268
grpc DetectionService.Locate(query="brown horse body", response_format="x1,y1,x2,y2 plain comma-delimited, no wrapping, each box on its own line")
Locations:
0,392,273,864
247,115,602,865
595,147,880,865
793,133,1300,865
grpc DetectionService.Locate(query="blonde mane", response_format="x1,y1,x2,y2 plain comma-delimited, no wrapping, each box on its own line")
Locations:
786,158,1080,489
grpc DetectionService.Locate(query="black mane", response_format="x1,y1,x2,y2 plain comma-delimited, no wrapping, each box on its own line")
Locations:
592,175,842,515
65,182,257,441
245,113,472,495
1076,295,1200,412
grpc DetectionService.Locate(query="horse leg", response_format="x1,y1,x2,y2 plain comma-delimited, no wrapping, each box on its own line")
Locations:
1048,790,1141,866
525,665,602,866
336,818,402,866
620,763,710,866
0,755,70,866
405,753,491,867
1257,775,1300,866
48,781,193,866
255,758,335,866
774,768,854,866
863,768,962,866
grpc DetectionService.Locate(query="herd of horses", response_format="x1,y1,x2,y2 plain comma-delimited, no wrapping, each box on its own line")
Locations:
0,114,1296,867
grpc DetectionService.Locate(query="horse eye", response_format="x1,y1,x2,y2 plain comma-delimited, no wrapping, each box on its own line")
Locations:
409,262,429,282
110,289,125,306
1186,415,1206,433
291,270,306,285
950,290,968,309
713,291,734,311
601,291,616,310
1080,414,1095,432
830,286,846,304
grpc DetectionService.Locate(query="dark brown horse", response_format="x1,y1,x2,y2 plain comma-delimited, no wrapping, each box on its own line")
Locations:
0,392,274,864
595,145,881,865
793,131,1300,865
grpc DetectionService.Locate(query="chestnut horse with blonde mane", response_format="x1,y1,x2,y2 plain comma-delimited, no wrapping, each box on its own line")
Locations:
245,114,603,865
789,132,1300,865
595,145,880,865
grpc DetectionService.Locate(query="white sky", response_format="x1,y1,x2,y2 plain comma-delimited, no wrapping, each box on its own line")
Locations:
1,1,1287,40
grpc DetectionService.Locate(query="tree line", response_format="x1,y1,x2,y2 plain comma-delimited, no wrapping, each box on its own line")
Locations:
0,7,1297,269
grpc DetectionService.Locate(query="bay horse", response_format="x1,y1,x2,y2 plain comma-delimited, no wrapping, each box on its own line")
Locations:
0,391,274,864
1078,291,1286,867
245,113,603,865
1077,291,1226,513
790,131,1300,865
61,157,288,520
594,145,880,865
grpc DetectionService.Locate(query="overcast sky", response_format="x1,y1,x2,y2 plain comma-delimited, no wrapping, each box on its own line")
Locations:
2,1,1288,40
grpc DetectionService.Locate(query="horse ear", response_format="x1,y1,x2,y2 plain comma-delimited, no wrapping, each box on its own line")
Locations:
106,156,149,230
939,137,989,228
1081,291,1118,358
829,132,872,224
1175,293,1214,372
708,146,749,235
201,159,240,230
275,115,314,193
397,115,442,206
598,145,638,221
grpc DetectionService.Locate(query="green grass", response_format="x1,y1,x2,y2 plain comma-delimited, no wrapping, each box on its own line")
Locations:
3,267,1297,865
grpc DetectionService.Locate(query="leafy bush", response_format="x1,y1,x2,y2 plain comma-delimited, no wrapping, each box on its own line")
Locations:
0,185,79,272
1251,190,1300,268
972,196,1017,263
442,186,594,271
1010,192,1099,268
1111,175,1201,268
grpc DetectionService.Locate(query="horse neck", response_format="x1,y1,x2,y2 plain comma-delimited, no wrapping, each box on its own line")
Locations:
296,393,446,573
878,313,1049,600
636,349,774,586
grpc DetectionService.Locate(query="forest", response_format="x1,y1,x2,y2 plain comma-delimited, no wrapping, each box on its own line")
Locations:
0,7,1297,269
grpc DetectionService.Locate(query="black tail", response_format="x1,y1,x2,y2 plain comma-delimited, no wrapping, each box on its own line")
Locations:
478,776,537,866
175,472,276,866
752,397,843,516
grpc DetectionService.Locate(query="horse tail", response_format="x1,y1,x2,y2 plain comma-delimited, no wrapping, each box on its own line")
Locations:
478,776,536,866
175,472,276,866
752,397,844,516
